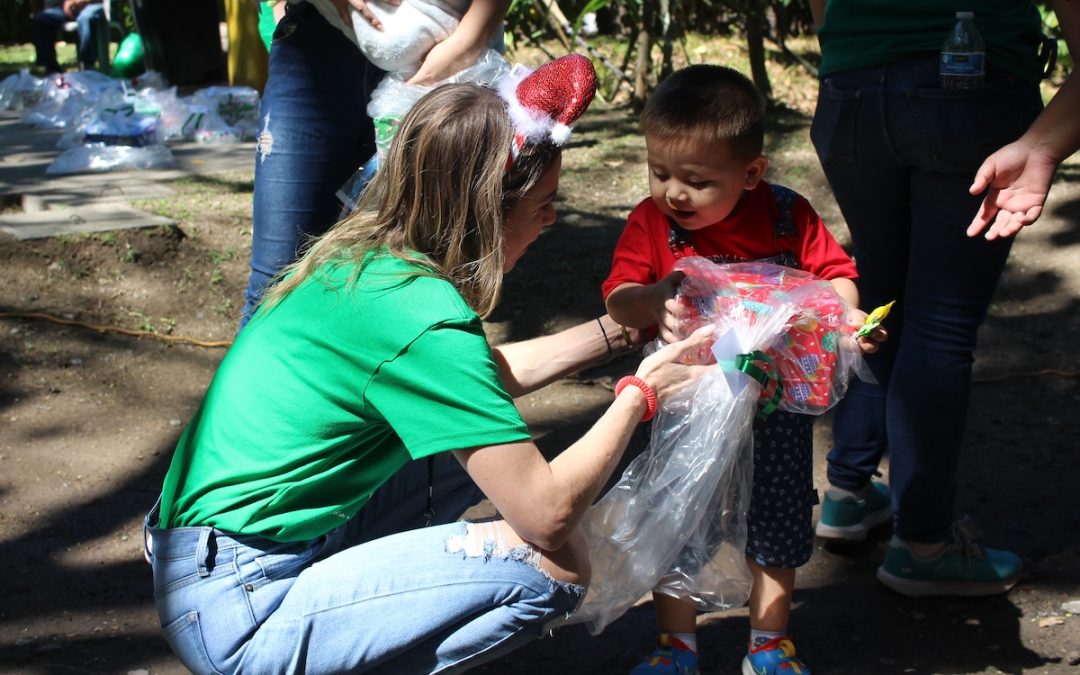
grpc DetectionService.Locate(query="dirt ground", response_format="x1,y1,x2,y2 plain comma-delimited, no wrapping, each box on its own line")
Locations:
1,89,1079,674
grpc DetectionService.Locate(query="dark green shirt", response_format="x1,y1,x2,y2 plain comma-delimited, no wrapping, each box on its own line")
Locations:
817,0,1044,82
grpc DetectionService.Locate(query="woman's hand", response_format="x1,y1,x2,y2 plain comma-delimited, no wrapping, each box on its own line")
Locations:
967,140,1056,240
405,0,507,84
329,0,400,31
633,324,716,404
405,35,480,85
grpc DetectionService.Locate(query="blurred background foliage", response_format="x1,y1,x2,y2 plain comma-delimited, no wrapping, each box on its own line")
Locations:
0,0,1072,106
503,0,1072,106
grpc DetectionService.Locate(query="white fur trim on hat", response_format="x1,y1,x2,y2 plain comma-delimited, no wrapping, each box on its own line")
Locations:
498,64,553,143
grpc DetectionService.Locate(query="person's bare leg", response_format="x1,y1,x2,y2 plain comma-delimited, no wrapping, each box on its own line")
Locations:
747,557,795,632
652,591,698,634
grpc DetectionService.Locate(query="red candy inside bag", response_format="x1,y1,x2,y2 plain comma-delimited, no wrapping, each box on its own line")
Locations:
673,258,872,415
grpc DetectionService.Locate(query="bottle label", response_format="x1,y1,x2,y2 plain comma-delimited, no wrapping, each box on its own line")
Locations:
940,51,985,76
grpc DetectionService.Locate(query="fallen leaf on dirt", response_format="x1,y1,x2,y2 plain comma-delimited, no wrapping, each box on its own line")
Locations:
1038,616,1066,627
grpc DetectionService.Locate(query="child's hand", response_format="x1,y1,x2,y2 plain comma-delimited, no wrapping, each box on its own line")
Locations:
651,271,688,344
847,308,887,353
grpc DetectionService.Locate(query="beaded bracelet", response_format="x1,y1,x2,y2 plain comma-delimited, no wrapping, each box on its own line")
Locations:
614,375,658,423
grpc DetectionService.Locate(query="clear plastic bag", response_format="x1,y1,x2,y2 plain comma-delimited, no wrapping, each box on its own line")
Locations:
366,48,510,159
570,365,758,635
23,70,120,129
0,69,45,111
337,49,511,213
673,258,874,414
46,143,176,175
188,86,260,140
568,258,874,635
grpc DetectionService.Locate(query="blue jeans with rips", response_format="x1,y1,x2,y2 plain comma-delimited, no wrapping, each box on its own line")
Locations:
32,3,105,71
240,2,381,326
146,454,583,674
810,56,1043,543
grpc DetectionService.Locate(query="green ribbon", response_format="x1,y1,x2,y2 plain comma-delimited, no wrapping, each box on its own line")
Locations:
734,350,784,420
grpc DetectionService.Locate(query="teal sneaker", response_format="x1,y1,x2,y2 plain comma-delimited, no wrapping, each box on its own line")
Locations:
815,481,891,542
876,525,1022,597
629,635,699,675
741,637,810,675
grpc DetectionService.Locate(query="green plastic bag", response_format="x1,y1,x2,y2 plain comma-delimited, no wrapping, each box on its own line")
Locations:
112,33,146,78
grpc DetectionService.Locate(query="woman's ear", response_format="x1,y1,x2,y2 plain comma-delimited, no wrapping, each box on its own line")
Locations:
742,156,769,190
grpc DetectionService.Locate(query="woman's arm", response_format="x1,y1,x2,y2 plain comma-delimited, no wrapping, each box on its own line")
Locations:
967,0,1080,239
456,327,714,551
491,314,635,398
407,0,510,84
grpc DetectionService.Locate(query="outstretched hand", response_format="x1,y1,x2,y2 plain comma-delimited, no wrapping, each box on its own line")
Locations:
967,140,1057,240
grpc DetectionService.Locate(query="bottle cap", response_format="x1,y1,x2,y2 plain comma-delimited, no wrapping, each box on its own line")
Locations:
956,11,974,19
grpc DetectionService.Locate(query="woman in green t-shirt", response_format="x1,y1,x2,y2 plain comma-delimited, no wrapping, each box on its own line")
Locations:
145,56,714,674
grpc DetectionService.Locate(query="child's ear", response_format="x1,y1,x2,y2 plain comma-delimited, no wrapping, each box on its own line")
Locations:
742,156,769,189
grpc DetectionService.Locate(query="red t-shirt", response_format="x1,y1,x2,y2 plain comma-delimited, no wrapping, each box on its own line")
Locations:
602,182,857,300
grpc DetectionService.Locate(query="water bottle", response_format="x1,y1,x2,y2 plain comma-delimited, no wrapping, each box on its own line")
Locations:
940,11,985,89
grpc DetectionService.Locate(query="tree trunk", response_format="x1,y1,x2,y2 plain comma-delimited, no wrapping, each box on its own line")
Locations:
658,0,674,81
745,1,772,99
634,0,655,107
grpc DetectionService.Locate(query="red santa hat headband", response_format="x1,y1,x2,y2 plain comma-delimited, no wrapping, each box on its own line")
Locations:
498,53,598,168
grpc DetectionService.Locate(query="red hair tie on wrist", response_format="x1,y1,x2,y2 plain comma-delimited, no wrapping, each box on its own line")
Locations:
615,375,658,423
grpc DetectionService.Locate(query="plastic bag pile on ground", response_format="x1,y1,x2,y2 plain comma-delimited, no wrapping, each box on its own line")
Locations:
0,68,259,175
568,259,873,635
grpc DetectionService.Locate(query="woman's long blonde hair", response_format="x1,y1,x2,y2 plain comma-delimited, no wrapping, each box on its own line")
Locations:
262,83,560,318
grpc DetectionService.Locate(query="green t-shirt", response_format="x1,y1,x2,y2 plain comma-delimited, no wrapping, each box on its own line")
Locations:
817,0,1044,82
159,252,531,542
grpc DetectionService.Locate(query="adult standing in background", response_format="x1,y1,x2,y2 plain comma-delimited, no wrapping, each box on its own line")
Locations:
809,0,1078,597
240,0,509,327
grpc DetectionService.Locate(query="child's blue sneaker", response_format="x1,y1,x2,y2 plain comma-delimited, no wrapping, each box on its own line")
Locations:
741,637,810,675
877,526,1022,597
815,481,891,542
629,634,699,675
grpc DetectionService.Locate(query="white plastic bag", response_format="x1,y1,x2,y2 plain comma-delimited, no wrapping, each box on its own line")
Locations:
352,0,469,77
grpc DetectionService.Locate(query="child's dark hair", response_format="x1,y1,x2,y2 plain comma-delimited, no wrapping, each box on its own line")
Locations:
640,64,766,160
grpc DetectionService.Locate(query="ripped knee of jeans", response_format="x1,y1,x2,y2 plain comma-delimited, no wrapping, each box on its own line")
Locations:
257,113,273,161
445,521,543,570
